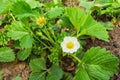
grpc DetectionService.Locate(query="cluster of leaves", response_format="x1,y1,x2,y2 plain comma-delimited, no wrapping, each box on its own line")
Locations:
0,0,119,80
29,58,63,80
79,0,120,30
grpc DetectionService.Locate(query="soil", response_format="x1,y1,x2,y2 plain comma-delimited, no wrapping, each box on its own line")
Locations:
0,62,31,80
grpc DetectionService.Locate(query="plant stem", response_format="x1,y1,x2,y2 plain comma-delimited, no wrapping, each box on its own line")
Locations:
71,54,81,63
10,13,16,21
76,34,81,38
42,27,55,45
30,29,50,49
76,30,80,38
76,31,85,38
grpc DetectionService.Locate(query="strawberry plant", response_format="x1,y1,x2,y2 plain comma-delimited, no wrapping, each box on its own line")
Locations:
0,0,119,80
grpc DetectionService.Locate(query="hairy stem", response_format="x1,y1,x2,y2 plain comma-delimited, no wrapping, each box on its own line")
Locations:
71,54,81,63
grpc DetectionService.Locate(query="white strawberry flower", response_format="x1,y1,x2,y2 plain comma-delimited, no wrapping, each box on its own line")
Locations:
61,36,80,53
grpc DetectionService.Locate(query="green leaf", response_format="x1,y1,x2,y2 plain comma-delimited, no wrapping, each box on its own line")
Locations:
25,0,43,9
95,0,114,4
17,48,31,61
64,7,109,41
46,65,63,80
79,1,94,13
20,35,33,48
73,64,91,80
74,47,119,80
62,72,73,80
46,7,63,19
29,58,46,72
0,0,12,14
12,76,22,80
7,21,28,40
11,1,34,18
60,16,74,29
7,21,33,48
0,47,15,62
100,22,114,30
29,61,63,80
29,72,46,80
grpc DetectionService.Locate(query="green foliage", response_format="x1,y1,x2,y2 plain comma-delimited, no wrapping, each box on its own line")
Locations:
29,58,63,80
0,0,12,14
7,21,29,40
93,0,120,15
20,35,33,48
62,73,73,80
46,7,63,19
95,0,115,4
74,47,119,80
17,48,31,61
0,32,10,45
12,76,22,80
0,47,15,62
78,0,120,30
46,65,63,80
44,0,63,11
29,58,46,72
11,1,34,18
29,72,46,80
79,0,94,13
63,7,109,41
91,0,120,26
48,48,60,65
74,64,90,80
7,21,33,48
101,22,114,30
60,16,73,29
25,0,42,9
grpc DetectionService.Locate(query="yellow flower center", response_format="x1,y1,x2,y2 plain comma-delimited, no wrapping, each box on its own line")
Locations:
37,17,46,26
66,41,74,49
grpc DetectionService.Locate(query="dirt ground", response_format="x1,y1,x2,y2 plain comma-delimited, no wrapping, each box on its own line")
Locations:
0,62,31,80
